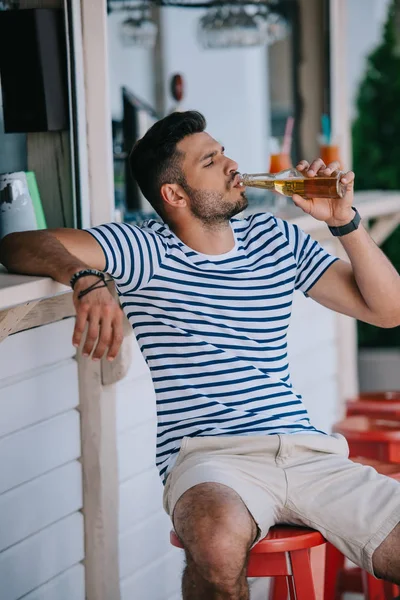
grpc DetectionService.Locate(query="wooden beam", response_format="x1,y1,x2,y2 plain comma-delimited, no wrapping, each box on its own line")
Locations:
0,301,39,343
297,0,325,161
101,316,133,386
77,350,120,600
329,0,352,169
368,214,400,247
0,294,75,341
77,4,121,597
80,0,114,226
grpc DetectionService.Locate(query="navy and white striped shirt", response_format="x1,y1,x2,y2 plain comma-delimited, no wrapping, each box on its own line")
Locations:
88,213,338,479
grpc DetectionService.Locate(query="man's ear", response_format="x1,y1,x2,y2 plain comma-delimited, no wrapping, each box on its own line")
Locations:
160,183,188,209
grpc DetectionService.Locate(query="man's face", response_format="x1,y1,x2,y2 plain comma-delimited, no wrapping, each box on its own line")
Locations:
177,132,248,224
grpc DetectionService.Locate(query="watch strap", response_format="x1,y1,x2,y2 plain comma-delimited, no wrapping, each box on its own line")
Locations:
328,207,361,237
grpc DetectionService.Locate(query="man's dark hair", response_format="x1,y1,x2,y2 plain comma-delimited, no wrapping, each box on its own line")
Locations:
129,110,206,217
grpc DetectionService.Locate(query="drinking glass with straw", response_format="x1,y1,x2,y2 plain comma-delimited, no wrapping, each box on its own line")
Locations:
269,116,294,173
319,114,341,166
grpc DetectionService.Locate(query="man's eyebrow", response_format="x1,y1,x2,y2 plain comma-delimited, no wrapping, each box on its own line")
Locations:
199,145,225,163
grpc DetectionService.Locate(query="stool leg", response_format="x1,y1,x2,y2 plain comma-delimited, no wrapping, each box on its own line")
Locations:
361,569,385,600
290,548,317,600
324,543,345,600
269,577,288,600
287,576,295,600
383,580,400,600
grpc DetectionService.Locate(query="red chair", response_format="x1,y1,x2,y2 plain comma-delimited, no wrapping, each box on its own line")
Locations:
333,415,400,462
170,525,326,600
347,391,400,421
324,454,400,600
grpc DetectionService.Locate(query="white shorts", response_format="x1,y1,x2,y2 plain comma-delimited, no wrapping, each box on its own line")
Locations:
163,433,400,575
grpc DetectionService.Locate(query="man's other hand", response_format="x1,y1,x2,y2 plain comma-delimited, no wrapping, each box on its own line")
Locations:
72,276,124,362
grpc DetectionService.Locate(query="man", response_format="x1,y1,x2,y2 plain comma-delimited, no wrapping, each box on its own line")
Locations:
1,111,400,599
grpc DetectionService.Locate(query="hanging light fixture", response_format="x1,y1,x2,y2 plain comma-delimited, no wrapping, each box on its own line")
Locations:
197,3,289,50
198,6,269,49
109,0,289,50
119,6,158,49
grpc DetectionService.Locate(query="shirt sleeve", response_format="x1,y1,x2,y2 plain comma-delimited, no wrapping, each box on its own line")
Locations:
274,216,339,295
85,222,166,293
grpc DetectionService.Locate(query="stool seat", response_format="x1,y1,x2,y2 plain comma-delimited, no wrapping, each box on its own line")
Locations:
347,391,400,420
171,525,326,599
351,456,400,479
325,434,400,600
349,391,400,402
334,416,400,440
170,525,325,554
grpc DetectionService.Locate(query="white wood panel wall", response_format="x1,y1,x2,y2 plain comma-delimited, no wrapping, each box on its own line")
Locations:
0,319,84,600
288,289,339,434
116,336,184,600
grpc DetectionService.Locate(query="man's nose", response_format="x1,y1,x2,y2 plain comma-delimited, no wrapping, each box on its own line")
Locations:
226,156,239,173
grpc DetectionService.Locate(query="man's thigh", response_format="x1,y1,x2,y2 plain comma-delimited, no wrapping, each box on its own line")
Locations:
163,437,287,543
284,453,400,575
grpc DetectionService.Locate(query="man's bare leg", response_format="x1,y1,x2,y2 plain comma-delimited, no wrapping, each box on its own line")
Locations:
173,482,258,600
372,521,400,584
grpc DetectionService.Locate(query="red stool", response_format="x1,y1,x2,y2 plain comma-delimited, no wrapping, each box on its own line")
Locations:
324,454,400,600
333,415,400,462
170,525,326,600
347,391,400,421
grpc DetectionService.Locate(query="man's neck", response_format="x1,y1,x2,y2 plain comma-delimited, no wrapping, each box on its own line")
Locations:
170,219,236,256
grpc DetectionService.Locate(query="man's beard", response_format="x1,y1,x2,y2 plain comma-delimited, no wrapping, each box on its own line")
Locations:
183,183,248,226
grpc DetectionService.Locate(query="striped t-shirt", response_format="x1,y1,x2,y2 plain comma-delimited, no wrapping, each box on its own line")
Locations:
88,212,338,480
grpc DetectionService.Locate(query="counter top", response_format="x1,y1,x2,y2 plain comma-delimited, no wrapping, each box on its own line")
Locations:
0,267,69,312
0,190,399,313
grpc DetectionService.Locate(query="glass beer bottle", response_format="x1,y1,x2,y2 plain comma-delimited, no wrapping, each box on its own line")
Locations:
239,168,347,199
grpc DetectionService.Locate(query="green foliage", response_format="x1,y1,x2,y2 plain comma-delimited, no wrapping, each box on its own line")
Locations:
352,0,400,348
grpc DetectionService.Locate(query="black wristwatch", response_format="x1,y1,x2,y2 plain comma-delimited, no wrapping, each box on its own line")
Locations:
328,207,361,237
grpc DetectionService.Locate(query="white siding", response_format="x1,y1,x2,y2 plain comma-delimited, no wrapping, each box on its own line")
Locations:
160,7,269,174
116,336,183,600
288,288,339,433
0,319,84,600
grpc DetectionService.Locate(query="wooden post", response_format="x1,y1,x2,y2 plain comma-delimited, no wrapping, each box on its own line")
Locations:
77,352,120,600
77,2,122,598
80,0,115,227
329,0,352,169
297,0,325,161
330,0,358,412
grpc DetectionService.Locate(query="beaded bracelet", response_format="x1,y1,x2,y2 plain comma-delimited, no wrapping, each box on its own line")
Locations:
70,268,105,290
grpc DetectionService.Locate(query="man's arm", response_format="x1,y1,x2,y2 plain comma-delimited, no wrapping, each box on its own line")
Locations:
293,159,400,328
307,229,400,327
0,228,105,284
0,229,123,360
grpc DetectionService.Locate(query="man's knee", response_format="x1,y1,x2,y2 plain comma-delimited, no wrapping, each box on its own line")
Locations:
372,521,400,582
173,482,257,587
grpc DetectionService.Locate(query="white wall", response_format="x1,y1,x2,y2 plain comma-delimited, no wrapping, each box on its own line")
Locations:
346,0,391,120
107,12,156,120
116,336,184,600
107,7,270,172
0,319,84,600
160,7,270,173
